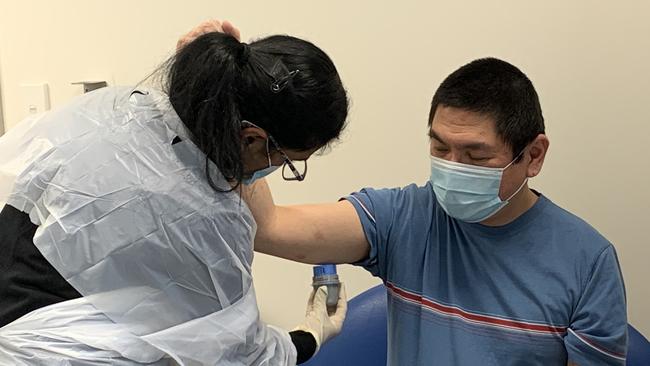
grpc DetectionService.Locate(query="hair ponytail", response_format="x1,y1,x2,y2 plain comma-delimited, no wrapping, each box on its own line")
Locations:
167,33,247,191
165,32,349,191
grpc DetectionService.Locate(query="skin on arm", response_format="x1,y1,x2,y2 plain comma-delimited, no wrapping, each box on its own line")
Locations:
241,179,370,264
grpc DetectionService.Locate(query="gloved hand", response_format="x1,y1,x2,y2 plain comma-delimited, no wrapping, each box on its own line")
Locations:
176,19,241,50
294,283,347,354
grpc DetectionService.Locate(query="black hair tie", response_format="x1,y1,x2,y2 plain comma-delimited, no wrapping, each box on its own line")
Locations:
238,42,251,66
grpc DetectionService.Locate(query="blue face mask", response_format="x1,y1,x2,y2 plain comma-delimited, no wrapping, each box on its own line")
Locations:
429,154,527,223
243,139,280,186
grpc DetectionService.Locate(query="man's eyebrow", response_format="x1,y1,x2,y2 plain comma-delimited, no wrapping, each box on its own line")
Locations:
428,129,492,151
428,129,445,143
461,141,492,151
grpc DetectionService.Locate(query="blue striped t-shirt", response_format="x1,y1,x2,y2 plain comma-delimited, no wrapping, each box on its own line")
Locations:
346,182,627,365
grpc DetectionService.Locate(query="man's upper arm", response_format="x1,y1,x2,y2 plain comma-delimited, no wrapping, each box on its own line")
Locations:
260,200,370,264
245,178,408,272
564,245,628,365
242,178,368,264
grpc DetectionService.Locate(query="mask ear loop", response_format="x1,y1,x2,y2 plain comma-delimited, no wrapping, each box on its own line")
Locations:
504,177,529,202
502,149,527,171
242,120,273,168
502,148,529,202
265,138,273,168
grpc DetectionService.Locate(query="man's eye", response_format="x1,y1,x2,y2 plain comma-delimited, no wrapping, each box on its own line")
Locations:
434,146,449,152
470,155,491,161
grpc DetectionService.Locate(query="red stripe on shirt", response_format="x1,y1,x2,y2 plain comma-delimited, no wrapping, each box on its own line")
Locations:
386,282,567,335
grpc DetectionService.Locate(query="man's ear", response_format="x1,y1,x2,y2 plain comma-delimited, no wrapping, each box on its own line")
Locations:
526,134,550,178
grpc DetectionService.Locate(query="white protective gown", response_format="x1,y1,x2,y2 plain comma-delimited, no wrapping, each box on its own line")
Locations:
0,87,296,365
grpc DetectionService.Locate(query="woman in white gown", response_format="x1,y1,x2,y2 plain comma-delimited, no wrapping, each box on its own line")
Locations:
0,24,347,366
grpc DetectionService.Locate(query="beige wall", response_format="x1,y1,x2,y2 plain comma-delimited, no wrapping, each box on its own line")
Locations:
1,0,648,336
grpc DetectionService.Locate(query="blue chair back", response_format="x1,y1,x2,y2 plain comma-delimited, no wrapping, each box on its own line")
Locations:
628,324,650,366
305,284,650,366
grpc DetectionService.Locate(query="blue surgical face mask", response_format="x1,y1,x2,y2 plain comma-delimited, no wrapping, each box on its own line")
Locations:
243,165,279,186
429,154,527,223
243,139,280,185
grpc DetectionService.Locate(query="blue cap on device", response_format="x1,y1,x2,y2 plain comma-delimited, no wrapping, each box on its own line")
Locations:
313,264,337,277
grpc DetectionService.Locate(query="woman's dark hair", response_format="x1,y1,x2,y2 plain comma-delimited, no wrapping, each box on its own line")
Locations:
164,32,349,191
428,58,545,161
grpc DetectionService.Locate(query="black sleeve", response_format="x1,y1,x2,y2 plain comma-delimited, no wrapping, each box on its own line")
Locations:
0,204,82,327
289,330,318,364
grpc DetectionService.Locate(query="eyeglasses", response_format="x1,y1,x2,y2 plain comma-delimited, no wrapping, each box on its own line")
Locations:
267,135,308,181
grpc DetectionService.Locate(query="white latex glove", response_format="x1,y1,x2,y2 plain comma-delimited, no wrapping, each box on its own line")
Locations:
294,284,347,353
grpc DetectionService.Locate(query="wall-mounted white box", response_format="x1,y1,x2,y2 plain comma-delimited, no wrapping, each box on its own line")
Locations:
19,83,51,119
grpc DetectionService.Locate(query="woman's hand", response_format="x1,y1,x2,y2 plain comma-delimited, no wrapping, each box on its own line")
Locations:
294,284,348,353
177,19,241,50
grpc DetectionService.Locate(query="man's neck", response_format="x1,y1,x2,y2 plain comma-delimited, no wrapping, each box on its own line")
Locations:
480,186,539,227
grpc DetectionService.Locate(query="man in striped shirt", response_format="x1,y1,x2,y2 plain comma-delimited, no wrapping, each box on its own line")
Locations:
247,58,627,365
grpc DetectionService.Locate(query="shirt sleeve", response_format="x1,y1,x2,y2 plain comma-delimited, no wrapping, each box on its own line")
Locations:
343,187,404,280
564,245,628,365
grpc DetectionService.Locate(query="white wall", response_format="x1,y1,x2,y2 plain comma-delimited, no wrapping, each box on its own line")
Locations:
1,0,648,336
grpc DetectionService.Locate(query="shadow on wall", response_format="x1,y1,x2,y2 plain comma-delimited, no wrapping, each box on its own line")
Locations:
0,91,4,135
0,69,4,135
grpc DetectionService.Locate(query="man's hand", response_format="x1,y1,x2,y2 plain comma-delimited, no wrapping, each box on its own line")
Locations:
176,19,241,50
294,284,347,353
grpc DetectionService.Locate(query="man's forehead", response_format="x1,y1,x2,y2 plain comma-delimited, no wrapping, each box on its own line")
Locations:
432,106,497,130
434,106,498,130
